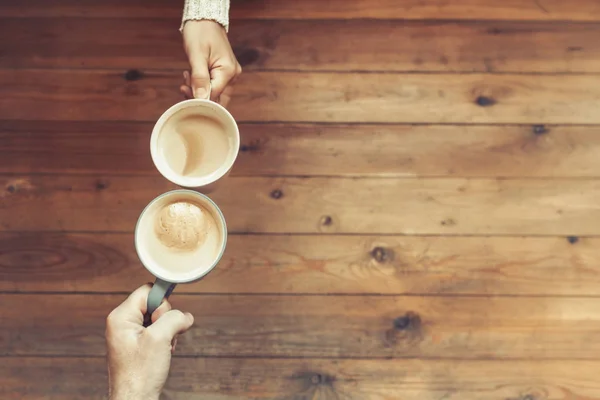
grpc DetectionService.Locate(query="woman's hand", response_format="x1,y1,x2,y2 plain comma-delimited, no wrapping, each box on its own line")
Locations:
106,284,194,400
181,20,241,107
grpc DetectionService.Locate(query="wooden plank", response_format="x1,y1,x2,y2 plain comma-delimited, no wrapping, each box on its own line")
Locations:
3,357,600,400
2,0,600,21
2,175,600,235
2,70,600,124
4,18,600,73
3,293,600,358
4,121,600,178
0,121,154,176
229,124,600,178
0,69,176,123
0,233,596,296
230,73,600,124
236,0,600,22
0,0,183,19
0,17,187,70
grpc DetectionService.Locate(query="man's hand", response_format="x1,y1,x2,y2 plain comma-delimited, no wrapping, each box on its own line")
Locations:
106,284,194,400
181,20,242,106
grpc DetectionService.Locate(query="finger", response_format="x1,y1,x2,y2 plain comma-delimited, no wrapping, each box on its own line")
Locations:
189,58,211,99
209,63,238,102
181,71,194,99
180,85,193,99
151,299,172,324
148,310,194,341
219,85,234,107
111,283,152,324
171,336,178,354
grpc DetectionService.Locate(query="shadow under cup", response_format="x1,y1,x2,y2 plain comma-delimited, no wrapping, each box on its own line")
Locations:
135,190,228,321
151,99,240,191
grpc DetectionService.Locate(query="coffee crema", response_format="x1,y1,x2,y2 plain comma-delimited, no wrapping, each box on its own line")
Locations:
136,193,225,281
155,201,211,251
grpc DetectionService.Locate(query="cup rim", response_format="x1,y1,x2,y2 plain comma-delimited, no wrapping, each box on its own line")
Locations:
150,99,240,188
134,189,228,284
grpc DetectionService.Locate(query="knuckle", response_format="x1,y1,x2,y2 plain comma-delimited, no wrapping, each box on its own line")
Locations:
170,309,186,320
106,310,118,327
223,64,237,76
191,72,209,81
105,312,121,337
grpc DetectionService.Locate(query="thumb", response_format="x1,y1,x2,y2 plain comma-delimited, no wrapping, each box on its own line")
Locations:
108,283,152,325
148,309,194,341
189,58,211,100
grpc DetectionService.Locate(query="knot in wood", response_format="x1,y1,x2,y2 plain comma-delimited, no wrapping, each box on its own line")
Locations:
124,69,143,81
393,312,421,331
96,180,109,191
320,215,333,226
533,125,548,135
240,140,260,153
487,27,504,35
475,95,496,107
270,189,283,199
310,373,335,386
371,246,393,263
441,218,456,226
234,47,261,66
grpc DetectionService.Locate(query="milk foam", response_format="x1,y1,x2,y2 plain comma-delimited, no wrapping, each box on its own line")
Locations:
154,201,210,251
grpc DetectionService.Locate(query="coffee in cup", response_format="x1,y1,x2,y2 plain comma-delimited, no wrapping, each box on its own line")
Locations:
151,99,240,192
135,189,227,318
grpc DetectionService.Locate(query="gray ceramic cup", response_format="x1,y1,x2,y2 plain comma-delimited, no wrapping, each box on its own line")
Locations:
134,189,227,324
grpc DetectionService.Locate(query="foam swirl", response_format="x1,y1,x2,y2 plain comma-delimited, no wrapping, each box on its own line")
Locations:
154,201,210,251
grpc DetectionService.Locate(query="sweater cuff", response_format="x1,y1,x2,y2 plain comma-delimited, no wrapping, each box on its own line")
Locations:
181,0,230,32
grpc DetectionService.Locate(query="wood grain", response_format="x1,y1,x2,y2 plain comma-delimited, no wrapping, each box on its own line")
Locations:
3,18,600,73
233,124,600,178
5,121,600,178
3,0,599,398
3,293,600,358
3,70,600,124
2,357,600,400
233,0,600,22
229,20,600,73
2,0,600,21
2,175,600,235
0,233,596,295
0,121,153,175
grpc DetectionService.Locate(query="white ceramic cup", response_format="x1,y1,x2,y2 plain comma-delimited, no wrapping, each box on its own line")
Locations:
134,189,227,322
150,99,240,193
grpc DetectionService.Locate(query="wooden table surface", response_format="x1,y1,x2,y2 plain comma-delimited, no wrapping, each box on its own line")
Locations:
2,0,600,399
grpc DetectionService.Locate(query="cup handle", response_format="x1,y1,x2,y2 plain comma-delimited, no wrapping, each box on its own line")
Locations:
143,278,177,327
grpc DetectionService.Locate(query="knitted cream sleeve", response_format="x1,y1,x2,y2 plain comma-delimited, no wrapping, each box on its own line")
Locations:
181,0,230,32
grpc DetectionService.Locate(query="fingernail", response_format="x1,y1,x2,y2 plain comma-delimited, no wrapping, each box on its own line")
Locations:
186,312,194,324
193,87,209,100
